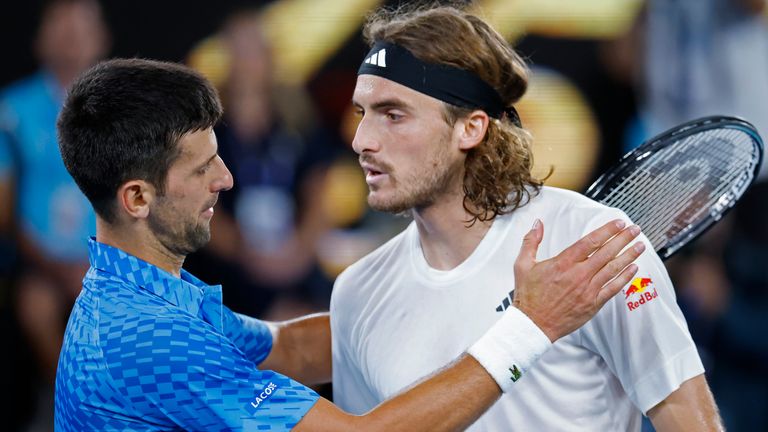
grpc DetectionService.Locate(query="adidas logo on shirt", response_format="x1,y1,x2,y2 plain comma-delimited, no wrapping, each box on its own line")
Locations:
364,48,387,67
495,290,515,312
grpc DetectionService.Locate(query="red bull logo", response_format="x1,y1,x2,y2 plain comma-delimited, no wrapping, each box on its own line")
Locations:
625,277,652,298
624,277,658,311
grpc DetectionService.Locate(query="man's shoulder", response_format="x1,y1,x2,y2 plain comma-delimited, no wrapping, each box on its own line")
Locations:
85,268,166,309
86,285,221,374
518,187,632,257
81,269,202,341
536,186,614,211
535,186,629,225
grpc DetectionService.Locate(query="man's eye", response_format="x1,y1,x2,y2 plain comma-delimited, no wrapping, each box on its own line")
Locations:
386,112,402,121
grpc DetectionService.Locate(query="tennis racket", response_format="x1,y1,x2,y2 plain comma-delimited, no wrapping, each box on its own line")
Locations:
585,115,764,261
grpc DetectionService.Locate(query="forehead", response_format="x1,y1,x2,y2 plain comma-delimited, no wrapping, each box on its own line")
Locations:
353,74,443,110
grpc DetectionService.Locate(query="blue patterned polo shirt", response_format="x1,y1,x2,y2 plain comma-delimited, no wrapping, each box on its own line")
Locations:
55,238,318,431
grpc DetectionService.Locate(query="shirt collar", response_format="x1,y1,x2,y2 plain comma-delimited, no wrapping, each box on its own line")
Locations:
87,237,224,330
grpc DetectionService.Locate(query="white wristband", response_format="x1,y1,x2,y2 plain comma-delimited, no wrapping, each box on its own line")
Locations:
467,306,552,393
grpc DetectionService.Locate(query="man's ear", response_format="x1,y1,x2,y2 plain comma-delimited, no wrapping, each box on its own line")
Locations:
117,180,156,220
455,110,490,151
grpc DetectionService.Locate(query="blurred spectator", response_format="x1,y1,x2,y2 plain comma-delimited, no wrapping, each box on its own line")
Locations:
710,181,768,431
185,9,336,320
668,181,768,431
631,0,768,165
0,0,108,428
612,2,768,430
600,4,768,430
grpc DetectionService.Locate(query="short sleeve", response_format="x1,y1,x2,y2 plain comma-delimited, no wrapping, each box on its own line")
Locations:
220,307,274,366
579,212,705,414
102,314,319,431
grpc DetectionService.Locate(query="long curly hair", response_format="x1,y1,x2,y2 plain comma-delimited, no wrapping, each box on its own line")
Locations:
363,3,546,224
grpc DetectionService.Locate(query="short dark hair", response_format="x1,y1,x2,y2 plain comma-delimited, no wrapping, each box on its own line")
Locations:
57,58,223,223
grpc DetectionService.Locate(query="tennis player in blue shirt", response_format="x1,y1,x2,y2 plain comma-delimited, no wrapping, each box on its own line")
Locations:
54,58,643,431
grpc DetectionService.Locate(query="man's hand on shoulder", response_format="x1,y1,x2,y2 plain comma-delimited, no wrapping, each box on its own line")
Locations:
513,219,645,341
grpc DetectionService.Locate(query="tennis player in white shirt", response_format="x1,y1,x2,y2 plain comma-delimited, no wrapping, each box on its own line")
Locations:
331,5,722,431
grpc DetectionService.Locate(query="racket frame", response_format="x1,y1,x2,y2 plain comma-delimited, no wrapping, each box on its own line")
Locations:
585,115,764,260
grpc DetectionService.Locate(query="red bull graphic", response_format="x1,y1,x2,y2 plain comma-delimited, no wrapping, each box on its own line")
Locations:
624,277,652,298
624,277,658,311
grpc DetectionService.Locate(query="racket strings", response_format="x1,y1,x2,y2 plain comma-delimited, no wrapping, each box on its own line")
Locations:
616,166,705,246
606,151,713,245
633,133,749,245
613,134,736,240
622,139,743,246
598,128,758,251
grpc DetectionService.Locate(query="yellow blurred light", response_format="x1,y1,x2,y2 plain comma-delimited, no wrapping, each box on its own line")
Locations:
186,35,230,89
260,0,383,85
517,68,599,191
321,158,368,227
474,0,644,40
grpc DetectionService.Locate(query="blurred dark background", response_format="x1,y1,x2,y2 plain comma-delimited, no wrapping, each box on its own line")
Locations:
1,1,766,430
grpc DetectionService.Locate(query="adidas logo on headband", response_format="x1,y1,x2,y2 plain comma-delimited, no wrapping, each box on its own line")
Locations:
358,42,520,124
363,48,387,67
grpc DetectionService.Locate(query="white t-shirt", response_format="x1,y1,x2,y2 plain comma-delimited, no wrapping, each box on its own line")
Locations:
331,187,704,431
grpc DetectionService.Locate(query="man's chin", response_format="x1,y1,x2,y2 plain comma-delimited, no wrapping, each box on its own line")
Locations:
368,196,411,215
173,227,211,256
189,230,211,252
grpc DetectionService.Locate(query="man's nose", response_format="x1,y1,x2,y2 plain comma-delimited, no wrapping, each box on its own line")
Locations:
351,116,381,155
212,157,234,192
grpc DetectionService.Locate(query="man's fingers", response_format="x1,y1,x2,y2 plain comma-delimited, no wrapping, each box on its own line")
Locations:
595,263,639,307
584,225,642,275
558,219,626,264
590,241,646,288
514,219,543,275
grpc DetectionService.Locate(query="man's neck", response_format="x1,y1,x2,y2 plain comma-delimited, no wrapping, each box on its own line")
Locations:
96,219,185,278
411,192,494,271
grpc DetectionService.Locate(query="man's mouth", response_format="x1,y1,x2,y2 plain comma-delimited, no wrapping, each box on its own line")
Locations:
364,167,388,184
361,161,388,180
202,196,218,215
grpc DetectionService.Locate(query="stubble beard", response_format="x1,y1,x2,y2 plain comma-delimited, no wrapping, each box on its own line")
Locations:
368,141,462,215
148,198,211,257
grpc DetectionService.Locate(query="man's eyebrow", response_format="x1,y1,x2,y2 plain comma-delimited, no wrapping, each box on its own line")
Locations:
352,98,411,111
194,151,218,171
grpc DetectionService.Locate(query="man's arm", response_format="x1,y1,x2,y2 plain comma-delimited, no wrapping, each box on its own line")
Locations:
259,313,332,385
296,354,499,431
260,220,643,387
290,219,644,431
648,374,723,432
